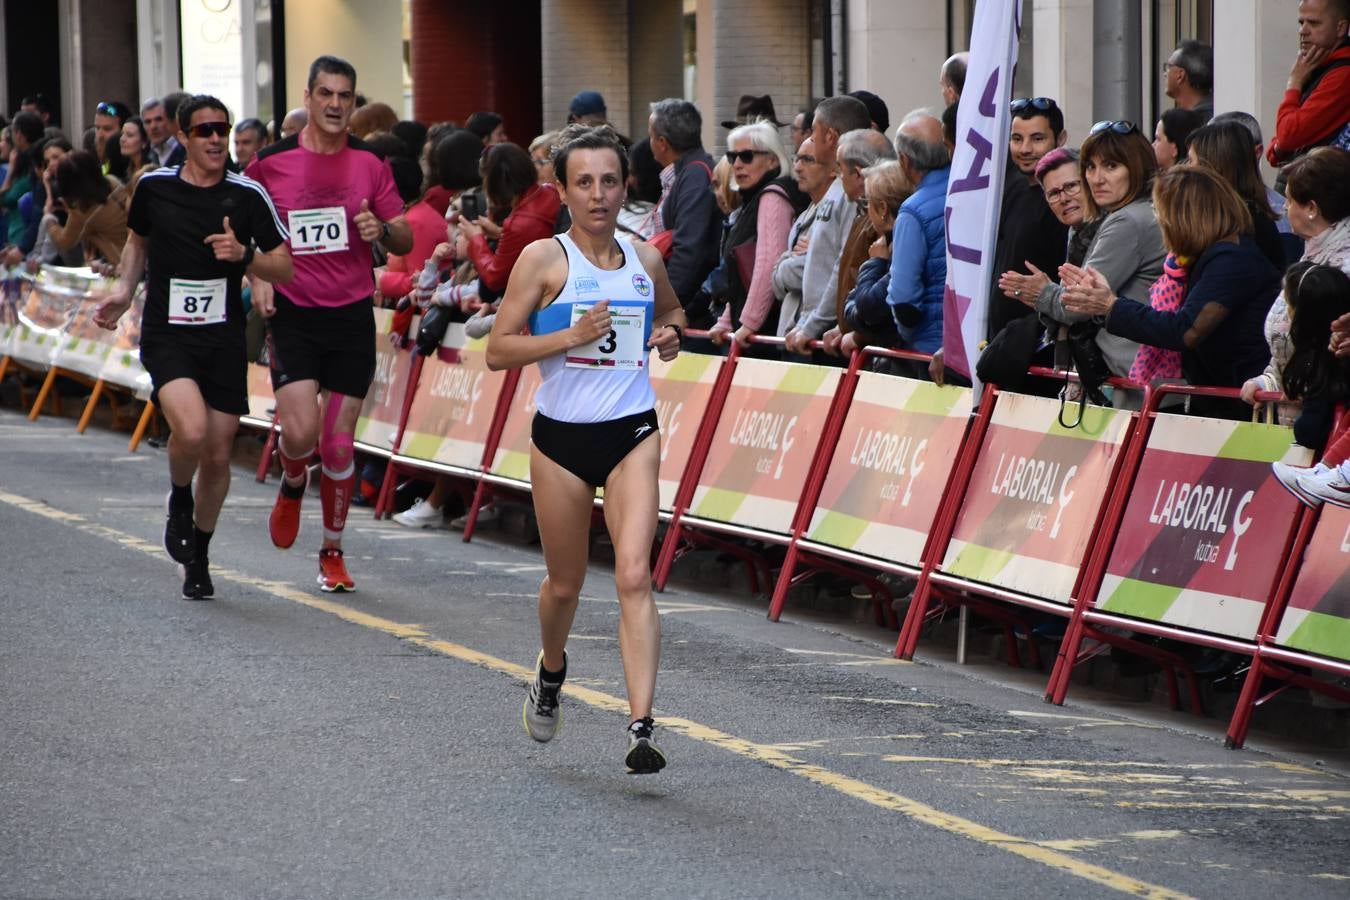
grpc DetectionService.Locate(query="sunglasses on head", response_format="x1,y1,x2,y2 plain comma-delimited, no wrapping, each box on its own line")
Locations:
725,149,771,164
1011,97,1056,114
185,121,231,139
95,102,119,117
1090,120,1139,136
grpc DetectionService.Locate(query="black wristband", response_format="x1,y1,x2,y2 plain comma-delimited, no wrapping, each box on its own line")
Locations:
241,244,255,268
664,323,684,341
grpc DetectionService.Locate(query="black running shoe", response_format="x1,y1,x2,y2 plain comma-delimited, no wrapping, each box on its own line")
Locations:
625,717,667,774
164,492,196,564
181,558,214,600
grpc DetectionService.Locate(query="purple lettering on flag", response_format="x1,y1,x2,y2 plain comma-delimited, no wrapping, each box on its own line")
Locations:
979,66,1000,116
949,128,993,195
945,207,982,264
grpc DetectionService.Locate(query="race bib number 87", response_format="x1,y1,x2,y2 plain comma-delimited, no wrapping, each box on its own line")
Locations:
168,277,227,325
565,304,648,369
288,207,348,255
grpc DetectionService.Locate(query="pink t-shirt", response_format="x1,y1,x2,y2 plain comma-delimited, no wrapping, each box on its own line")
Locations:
246,134,403,308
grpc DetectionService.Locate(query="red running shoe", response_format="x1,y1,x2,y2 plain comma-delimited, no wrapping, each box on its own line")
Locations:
318,547,355,592
269,473,307,549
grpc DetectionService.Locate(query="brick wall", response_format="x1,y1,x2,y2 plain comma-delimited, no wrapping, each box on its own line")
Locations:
540,0,629,135
410,0,542,140
706,0,811,152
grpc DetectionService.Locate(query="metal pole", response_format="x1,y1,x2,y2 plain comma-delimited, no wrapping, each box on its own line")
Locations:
1092,0,1142,123
271,0,286,132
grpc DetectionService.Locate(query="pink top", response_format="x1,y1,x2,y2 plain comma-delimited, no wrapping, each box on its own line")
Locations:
246,134,403,308
716,191,794,333
378,197,453,302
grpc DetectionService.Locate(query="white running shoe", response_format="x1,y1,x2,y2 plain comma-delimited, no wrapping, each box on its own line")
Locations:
1295,462,1350,509
1272,461,1327,507
523,650,565,742
392,497,443,528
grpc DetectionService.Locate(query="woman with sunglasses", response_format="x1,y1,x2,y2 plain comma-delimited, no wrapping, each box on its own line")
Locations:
708,120,805,354
999,120,1165,393
1063,164,1282,419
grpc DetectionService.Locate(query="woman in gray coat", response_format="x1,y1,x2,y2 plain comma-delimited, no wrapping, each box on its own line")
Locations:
998,121,1166,384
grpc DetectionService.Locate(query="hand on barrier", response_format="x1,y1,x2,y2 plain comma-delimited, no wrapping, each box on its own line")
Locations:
783,327,814,356
732,325,756,349
1239,378,1263,406
204,216,246,263
647,321,682,362
929,347,946,386
998,262,1050,306
354,199,383,243
1331,312,1350,358
251,279,276,318
840,330,862,356
821,326,844,356
569,299,612,347
708,322,733,346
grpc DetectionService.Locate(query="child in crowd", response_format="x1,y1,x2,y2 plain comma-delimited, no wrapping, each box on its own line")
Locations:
1270,263,1350,506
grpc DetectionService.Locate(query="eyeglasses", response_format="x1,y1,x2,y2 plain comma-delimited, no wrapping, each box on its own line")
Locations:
1089,120,1139,136
95,102,119,117
1161,61,1178,75
1043,179,1082,205
1011,97,1056,114
185,121,231,139
793,154,819,166
725,149,772,164
533,157,550,168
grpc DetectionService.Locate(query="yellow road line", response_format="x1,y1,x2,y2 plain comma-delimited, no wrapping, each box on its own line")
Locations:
0,488,1193,900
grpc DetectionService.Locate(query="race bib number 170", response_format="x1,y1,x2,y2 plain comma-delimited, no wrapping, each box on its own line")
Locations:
288,206,348,255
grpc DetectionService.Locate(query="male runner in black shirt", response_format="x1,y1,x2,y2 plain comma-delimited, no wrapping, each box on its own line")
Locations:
96,94,292,599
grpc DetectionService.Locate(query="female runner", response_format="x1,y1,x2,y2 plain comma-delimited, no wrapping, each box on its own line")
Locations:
486,126,686,773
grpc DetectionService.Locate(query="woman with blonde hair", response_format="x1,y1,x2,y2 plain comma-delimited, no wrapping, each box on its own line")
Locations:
839,160,912,354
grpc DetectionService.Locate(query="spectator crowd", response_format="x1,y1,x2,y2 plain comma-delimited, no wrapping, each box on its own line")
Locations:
3,0,1350,522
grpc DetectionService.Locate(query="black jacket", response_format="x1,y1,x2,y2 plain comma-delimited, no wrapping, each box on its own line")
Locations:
986,159,1069,339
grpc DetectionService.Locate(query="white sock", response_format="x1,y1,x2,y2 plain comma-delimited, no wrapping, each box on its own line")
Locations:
1338,460,1350,482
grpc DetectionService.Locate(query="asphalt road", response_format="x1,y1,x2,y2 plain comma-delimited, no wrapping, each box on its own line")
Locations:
2,409,1348,900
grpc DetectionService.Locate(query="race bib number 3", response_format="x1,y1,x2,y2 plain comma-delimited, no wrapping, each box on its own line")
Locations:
288,206,348,255
168,278,227,325
565,304,648,369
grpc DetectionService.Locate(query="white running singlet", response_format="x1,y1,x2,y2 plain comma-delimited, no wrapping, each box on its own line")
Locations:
528,233,657,423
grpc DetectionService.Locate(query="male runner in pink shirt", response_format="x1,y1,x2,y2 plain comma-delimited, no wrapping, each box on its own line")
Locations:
246,55,412,591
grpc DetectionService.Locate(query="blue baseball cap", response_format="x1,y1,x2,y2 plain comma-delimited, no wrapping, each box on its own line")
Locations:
569,90,607,120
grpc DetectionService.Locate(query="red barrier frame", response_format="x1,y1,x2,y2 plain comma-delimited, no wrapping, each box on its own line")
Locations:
766,346,950,629
650,334,859,600
1044,384,1303,716
895,370,1148,676
1226,408,1350,748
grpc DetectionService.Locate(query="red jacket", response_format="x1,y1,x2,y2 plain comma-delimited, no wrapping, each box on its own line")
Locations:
467,183,561,293
1268,43,1350,165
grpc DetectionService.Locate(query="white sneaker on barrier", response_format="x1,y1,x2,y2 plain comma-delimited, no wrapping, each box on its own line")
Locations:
1272,461,1326,507
392,497,443,529
1295,462,1350,509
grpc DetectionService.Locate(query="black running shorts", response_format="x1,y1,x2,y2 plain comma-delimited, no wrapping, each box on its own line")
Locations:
265,291,377,399
140,336,248,415
531,409,659,488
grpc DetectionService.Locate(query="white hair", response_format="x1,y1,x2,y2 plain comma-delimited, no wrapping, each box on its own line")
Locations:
725,119,791,174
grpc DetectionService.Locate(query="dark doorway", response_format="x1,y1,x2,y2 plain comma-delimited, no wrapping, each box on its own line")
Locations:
5,0,62,126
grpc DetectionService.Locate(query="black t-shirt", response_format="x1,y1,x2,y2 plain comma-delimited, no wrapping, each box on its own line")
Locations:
128,167,287,343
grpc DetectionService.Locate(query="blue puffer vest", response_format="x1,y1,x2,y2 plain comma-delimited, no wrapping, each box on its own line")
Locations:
897,166,950,353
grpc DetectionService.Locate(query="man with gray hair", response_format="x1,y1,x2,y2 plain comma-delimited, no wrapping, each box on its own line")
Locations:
784,95,872,355
888,111,951,362
822,129,898,354
648,98,720,321
1164,39,1214,121
140,97,184,167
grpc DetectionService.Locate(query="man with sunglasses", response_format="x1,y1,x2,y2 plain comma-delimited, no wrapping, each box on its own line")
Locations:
92,101,130,167
986,97,1071,340
94,95,292,600
245,55,412,594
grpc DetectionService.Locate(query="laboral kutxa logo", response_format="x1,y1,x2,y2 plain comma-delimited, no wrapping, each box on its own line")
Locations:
632,273,652,297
